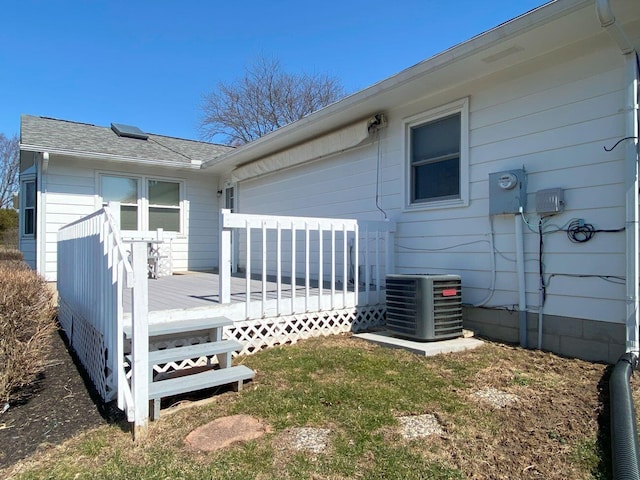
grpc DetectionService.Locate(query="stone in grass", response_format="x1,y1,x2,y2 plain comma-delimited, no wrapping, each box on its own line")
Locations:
473,387,519,409
397,414,444,440
290,427,331,453
185,414,271,452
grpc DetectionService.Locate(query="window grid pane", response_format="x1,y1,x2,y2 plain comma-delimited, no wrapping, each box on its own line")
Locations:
149,180,179,207
120,206,138,230
149,207,180,232
411,113,461,203
102,176,138,204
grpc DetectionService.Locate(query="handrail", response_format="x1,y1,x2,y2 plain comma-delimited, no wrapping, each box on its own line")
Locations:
57,204,148,434
219,210,395,317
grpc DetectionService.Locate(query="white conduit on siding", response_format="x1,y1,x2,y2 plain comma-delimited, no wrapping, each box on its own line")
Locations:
515,214,528,348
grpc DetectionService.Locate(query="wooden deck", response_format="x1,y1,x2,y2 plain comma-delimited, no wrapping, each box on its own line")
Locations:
122,271,381,322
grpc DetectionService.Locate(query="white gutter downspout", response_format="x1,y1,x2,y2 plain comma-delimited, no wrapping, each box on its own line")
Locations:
38,152,49,279
597,0,639,354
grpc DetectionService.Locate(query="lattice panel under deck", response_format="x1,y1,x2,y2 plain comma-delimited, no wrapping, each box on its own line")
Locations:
66,309,116,402
57,300,73,337
228,304,386,356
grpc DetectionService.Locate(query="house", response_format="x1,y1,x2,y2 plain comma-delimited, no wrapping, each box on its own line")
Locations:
16,0,639,428
203,0,639,363
19,116,233,279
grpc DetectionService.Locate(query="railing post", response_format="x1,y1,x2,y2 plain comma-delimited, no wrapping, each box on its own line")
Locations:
131,242,149,440
108,201,121,228
219,209,231,304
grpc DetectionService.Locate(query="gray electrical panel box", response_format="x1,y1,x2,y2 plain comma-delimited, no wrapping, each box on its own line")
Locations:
536,188,565,216
489,169,527,215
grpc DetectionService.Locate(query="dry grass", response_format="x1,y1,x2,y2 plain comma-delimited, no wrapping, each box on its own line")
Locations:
3,335,618,480
0,252,57,403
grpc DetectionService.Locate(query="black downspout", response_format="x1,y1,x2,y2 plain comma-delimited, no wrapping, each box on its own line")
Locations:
610,352,640,479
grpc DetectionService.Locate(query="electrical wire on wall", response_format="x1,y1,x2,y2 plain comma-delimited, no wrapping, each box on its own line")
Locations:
534,214,626,312
473,215,497,307
374,129,388,220
395,216,498,307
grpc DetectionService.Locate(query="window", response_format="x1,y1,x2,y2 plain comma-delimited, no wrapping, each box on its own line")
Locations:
406,99,468,208
101,175,139,230
100,174,183,232
148,180,180,231
23,180,36,236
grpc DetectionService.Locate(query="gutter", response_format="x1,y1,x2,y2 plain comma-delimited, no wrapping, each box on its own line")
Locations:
19,144,202,171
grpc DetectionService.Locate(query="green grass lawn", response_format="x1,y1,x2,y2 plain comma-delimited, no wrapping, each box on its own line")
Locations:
7,335,613,480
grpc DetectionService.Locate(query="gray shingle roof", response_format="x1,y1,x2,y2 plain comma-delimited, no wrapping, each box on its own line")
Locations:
20,115,232,165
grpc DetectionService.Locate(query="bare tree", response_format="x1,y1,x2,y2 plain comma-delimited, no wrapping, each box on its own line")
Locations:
200,56,346,145
0,134,19,209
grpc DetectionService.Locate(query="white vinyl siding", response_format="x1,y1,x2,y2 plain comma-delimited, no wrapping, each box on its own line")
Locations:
238,38,628,325
40,157,219,280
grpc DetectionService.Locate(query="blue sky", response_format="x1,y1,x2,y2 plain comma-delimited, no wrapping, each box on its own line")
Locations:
2,1,545,143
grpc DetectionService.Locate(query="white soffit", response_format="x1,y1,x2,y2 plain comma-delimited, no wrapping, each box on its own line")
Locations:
231,117,376,182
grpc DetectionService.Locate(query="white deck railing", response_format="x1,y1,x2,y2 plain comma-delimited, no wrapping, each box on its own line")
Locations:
219,209,395,318
57,204,149,435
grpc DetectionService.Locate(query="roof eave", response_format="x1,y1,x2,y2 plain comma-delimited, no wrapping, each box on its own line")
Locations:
19,144,203,170
201,0,591,172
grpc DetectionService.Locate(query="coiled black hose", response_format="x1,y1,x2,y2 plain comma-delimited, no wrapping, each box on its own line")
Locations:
610,352,640,479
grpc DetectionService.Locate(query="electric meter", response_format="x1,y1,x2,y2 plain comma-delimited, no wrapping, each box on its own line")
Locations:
498,172,518,190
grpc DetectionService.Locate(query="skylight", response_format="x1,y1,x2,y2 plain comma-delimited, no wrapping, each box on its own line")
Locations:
111,123,148,140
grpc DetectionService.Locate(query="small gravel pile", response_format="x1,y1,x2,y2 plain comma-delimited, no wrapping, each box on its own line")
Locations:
472,387,519,408
397,414,444,439
290,427,330,453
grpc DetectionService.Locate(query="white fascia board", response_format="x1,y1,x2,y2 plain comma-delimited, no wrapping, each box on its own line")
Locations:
202,0,591,173
19,144,201,170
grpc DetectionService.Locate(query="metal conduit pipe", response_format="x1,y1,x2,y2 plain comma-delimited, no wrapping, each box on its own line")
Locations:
610,353,640,479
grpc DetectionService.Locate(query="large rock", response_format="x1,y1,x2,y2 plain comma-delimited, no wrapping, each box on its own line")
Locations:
184,414,271,452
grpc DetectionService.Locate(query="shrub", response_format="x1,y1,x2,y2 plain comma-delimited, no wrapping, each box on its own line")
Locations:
0,259,57,403
0,208,18,232
0,228,18,249
0,247,23,261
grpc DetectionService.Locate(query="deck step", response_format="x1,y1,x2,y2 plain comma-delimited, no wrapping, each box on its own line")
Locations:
123,316,233,339
126,339,243,366
149,364,254,401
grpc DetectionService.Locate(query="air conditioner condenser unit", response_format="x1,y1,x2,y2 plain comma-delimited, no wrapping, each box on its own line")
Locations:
385,274,463,341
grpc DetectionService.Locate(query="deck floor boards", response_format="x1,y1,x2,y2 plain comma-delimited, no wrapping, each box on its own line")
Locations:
123,272,352,314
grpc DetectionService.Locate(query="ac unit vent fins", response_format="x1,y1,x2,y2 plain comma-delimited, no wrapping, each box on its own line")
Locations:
385,274,463,341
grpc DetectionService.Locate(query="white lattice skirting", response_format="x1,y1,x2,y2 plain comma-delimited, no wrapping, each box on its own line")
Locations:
58,299,115,402
146,304,386,376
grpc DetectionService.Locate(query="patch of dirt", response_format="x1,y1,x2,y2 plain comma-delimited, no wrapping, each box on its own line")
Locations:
0,330,114,471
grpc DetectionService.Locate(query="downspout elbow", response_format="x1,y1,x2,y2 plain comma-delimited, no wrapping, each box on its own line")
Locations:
596,0,634,54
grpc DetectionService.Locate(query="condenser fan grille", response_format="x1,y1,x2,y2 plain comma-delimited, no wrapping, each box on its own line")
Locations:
385,274,463,341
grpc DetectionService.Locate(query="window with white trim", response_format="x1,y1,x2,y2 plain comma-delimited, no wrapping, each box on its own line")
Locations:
22,180,36,236
406,99,468,207
100,174,183,232
101,175,139,230
148,179,180,231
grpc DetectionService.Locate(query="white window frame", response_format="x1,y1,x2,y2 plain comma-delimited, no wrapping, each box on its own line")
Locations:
97,172,185,234
404,97,469,211
146,177,184,233
99,174,142,230
21,177,36,238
